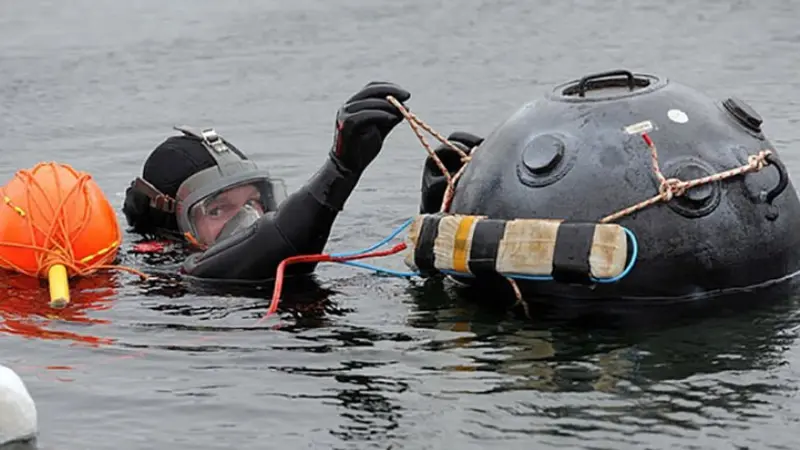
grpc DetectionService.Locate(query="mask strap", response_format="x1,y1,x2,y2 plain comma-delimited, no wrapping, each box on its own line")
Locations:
132,177,176,213
172,125,241,167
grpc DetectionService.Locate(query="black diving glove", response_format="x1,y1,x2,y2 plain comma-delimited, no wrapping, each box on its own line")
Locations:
330,81,411,174
419,131,484,214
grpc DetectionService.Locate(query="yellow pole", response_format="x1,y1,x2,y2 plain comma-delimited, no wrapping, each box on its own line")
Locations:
48,264,70,308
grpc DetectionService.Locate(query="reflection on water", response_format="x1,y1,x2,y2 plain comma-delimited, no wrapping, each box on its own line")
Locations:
1,243,798,448
4,266,800,448
396,276,800,448
0,271,118,345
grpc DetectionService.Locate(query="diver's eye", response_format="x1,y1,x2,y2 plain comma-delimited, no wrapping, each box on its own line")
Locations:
239,198,265,214
206,203,236,218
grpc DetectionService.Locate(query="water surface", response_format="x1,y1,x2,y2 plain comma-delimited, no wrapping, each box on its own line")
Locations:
2,0,800,448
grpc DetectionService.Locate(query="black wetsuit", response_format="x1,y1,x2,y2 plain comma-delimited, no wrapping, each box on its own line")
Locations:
126,82,411,285
180,156,359,283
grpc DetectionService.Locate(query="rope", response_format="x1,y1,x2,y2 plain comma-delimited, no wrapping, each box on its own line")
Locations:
599,133,772,223
0,164,148,280
386,95,775,225
386,96,475,213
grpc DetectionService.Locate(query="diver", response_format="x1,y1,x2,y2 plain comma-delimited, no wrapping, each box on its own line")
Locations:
121,81,411,283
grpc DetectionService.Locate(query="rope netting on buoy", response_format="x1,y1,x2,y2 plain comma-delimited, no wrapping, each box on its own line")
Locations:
0,162,147,308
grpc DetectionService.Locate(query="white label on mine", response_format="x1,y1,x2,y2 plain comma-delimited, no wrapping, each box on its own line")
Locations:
624,120,654,135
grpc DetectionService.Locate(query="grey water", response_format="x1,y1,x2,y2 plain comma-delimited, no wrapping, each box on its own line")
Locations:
2,0,800,448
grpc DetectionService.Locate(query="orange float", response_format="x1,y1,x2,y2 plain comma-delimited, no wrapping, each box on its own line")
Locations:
0,162,139,308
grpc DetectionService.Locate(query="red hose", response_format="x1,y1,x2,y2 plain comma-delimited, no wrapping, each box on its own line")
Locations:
257,242,408,323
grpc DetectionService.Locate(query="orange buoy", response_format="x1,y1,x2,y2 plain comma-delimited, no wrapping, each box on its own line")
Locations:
0,162,126,308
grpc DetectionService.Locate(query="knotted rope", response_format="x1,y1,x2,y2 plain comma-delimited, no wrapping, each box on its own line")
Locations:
598,133,772,223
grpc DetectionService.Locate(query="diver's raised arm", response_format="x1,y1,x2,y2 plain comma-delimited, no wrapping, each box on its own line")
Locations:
179,82,411,282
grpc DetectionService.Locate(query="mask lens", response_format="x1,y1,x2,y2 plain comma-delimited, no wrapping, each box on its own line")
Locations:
189,182,267,245
216,203,262,241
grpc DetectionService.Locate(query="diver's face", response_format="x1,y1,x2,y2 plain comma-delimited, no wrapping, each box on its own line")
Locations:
192,184,264,245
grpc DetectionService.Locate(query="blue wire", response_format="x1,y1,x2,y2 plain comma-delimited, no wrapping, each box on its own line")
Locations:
328,218,639,284
336,260,419,278
329,218,413,258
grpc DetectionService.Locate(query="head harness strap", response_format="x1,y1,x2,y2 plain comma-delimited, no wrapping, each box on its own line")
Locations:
128,125,242,215
172,125,244,167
